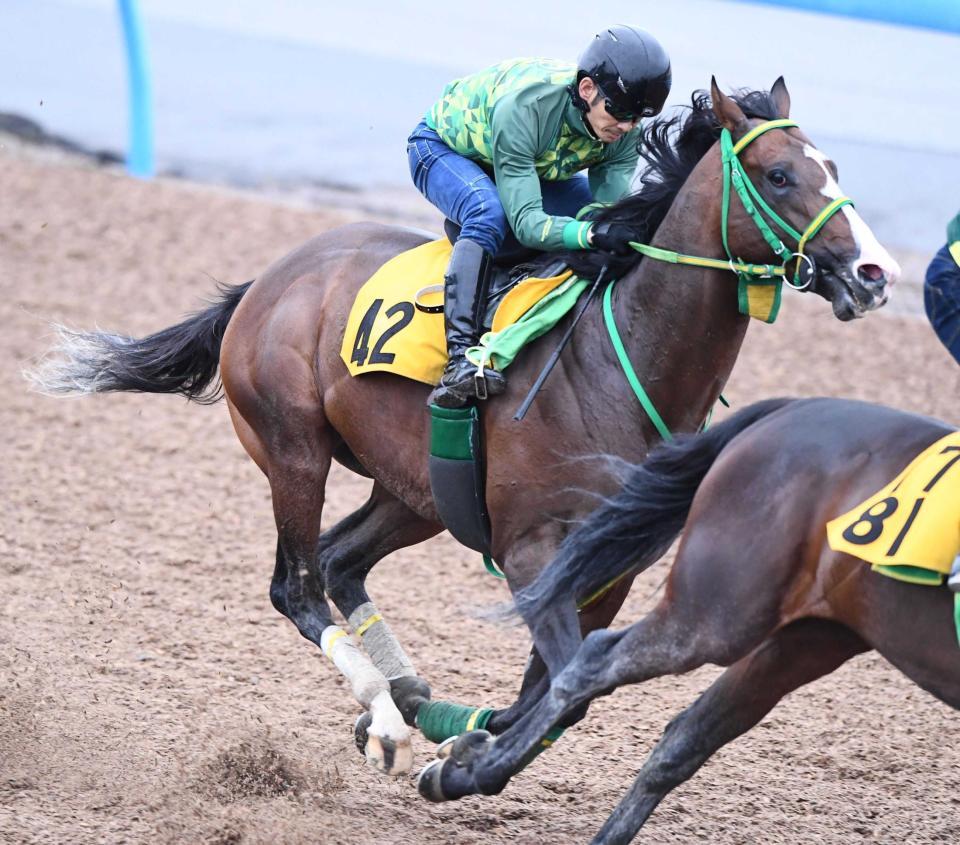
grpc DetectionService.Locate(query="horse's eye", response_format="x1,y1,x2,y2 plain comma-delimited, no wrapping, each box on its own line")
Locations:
768,169,789,189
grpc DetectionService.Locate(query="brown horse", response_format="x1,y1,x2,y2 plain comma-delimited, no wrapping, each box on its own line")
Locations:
419,397,960,844
30,79,900,776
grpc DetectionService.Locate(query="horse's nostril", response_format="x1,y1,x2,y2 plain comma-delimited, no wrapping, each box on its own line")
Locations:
857,264,885,284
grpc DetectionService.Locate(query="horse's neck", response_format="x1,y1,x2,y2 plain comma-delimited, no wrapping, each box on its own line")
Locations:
607,173,750,436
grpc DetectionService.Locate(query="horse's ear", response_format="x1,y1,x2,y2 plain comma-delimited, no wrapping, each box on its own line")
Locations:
710,76,748,135
770,76,791,119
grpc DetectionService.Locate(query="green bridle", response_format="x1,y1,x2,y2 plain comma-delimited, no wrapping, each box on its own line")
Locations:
628,118,854,291
603,119,855,441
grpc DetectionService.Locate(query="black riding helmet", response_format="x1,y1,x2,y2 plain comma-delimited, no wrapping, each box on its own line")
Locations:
576,25,672,120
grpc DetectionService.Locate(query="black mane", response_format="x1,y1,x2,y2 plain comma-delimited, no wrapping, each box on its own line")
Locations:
554,87,781,279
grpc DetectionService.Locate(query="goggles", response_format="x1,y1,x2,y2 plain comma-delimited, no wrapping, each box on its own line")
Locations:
598,85,656,122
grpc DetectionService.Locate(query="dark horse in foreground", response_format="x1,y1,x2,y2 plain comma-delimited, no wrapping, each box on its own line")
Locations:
31,79,899,776
420,397,960,843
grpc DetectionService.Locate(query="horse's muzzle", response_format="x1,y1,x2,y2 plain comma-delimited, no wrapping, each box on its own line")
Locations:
815,263,889,321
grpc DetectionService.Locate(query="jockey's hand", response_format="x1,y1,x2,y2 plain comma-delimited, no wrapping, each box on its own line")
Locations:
588,222,638,256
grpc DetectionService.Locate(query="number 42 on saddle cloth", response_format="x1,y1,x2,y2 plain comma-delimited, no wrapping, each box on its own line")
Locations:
827,432,960,586
339,238,585,385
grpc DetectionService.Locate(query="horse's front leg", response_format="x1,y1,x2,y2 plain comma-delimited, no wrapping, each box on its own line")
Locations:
418,623,629,801
481,648,550,734
408,535,575,750
417,558,636,791
483,573,636,736
418,589,730,802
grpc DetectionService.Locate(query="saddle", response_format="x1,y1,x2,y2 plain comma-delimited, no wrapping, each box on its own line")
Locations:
338,232,577,560
340,236,573,386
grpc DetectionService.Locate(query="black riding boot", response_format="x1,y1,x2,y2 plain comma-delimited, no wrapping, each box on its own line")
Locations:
428,238,506,408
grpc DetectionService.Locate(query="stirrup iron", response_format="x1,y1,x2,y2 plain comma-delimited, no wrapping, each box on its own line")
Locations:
474,363,488,401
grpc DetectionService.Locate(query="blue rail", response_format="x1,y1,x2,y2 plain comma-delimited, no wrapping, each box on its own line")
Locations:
117,0,154,178
728,0,960,35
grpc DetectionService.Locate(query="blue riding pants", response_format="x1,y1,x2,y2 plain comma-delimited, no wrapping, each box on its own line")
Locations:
924,245,960,365
407,120,593,255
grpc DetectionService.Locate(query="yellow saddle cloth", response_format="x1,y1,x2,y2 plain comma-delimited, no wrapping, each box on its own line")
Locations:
339,239,572,385
826,432,960,584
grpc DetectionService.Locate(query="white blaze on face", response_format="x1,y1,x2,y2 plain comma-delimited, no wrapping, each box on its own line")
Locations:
803,144,901,286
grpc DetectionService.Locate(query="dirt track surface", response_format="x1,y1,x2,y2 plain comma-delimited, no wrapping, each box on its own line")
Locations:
3,151,960,845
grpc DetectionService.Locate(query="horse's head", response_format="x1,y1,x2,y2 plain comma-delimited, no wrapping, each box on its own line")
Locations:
711,77,900,321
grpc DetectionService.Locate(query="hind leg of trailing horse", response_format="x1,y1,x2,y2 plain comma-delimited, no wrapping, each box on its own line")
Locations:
418,600,708,800
481,574,637,737
419,529,792,800
320,482,442,745
592,619,866,844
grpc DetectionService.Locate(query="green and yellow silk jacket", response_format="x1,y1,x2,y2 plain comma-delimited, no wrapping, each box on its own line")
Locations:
426,58,641,251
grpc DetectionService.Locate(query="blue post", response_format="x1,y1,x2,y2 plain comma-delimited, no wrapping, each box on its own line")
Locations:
727,0,960,35
117,0,154,178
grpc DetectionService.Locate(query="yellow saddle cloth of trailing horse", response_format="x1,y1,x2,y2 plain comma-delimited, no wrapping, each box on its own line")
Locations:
339,238,572,385
826,431,960,584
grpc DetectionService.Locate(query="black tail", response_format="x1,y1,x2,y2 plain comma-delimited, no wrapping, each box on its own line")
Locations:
514,398,794,620
27,281,252,404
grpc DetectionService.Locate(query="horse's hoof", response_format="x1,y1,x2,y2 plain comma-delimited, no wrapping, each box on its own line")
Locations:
355,711,414,776
364,732,413,777
417,758,448,802
449,729,494,765
354,712,373,754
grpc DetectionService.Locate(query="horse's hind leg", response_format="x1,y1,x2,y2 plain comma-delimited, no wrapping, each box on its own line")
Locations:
593,619,867,844
321,483,441,729
419,598,711,801
264,420,414,775
420,553,785,803
483,574,636,736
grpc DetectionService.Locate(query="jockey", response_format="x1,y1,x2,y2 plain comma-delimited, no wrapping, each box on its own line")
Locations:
407,25,672,407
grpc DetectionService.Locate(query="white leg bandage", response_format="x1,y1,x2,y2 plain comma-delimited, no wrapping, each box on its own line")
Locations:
320,623,413,775
320,624,390,707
